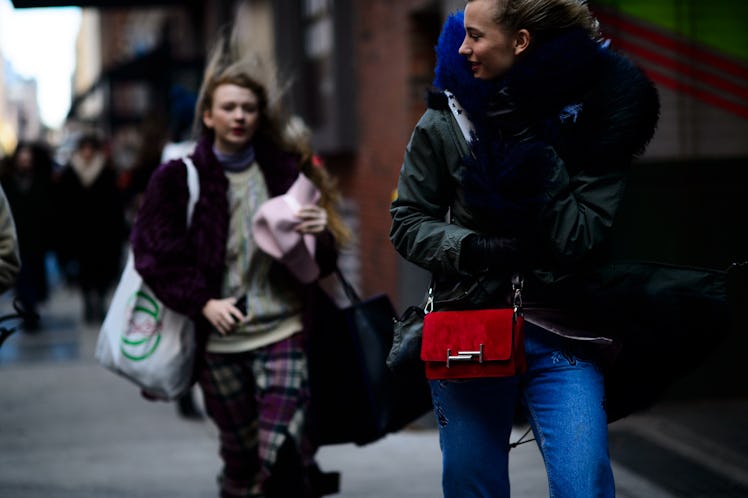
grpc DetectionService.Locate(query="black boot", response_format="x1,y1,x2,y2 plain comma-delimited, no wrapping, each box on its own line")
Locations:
264,439,306,498
307,463,341,497
176,389,203,420
265,440,341,497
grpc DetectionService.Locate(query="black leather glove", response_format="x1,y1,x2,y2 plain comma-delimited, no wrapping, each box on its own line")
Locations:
460,234,524,275
485,86,536,144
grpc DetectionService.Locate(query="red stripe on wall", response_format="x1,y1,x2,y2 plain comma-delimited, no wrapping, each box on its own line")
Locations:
614,38,748,103
595,10,748,82
643,66,748,120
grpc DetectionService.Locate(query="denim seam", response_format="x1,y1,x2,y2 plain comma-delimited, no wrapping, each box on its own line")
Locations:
522,390,557,498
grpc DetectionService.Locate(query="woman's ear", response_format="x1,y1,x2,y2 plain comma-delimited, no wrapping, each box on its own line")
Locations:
514,29,531,55
202,110,213,130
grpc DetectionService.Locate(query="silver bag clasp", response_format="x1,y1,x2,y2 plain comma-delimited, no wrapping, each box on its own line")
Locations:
446,344,484,367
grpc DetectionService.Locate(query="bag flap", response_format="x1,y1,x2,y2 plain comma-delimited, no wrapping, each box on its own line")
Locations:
421,309,516,362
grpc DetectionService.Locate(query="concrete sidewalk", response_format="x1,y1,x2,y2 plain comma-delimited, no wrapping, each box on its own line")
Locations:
1,286,746,497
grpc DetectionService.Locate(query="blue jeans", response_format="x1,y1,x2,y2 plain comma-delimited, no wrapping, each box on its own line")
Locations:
430,323,614,498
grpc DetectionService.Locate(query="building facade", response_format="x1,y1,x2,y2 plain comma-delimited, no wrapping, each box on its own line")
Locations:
42,0,748,310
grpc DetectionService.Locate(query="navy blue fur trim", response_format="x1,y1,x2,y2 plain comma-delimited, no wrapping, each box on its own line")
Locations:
431,11,659,225
433,11,500,118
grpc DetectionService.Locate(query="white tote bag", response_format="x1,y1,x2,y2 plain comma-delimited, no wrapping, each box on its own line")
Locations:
95,158,200,400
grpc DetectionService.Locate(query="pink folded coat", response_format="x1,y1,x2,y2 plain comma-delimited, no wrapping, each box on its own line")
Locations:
252,173,321,283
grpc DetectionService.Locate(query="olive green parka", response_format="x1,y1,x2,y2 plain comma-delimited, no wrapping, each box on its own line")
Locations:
388,16,736,420
390,30,660,346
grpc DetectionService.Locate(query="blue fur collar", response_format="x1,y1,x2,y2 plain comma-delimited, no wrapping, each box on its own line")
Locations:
433,12,498,119
432,11,608,232
433,11,606,124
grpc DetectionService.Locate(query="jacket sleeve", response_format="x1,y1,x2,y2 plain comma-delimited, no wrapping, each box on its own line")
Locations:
0,186,20,294
389,110,474,276
131,160,212,319
535,148,629,267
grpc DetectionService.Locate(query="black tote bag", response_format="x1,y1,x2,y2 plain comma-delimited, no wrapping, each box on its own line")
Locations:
306,269,433,446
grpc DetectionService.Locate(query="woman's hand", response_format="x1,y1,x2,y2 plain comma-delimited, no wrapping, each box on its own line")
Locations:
202,297,244,335
295,205,328,234
460,234,526,275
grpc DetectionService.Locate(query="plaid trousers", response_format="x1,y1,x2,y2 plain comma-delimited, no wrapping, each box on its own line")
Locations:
198,333,312,497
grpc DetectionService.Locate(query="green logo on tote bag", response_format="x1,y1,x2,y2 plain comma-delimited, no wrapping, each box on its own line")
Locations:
120,290,163,361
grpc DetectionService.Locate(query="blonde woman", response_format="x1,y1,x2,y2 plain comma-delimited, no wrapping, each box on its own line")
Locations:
390,1,659,496
131,26,347,498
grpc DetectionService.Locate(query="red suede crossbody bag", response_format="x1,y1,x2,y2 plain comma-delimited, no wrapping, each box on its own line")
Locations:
420,276,526,380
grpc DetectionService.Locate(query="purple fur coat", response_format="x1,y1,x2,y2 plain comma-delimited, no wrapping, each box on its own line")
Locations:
131,134,338,342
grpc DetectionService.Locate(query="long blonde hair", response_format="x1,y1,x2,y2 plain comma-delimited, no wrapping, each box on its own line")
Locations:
284,116,353,247
195,25,352,247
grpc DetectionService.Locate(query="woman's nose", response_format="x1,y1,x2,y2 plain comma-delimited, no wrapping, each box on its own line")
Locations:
458,38,470,56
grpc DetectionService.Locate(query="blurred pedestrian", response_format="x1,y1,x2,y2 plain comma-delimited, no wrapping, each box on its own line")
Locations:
1,141,55,329
390,1,659,497
119,114,170,230
54,133,126,324
122,88,197,229
131,24,348,498
0,183,20,296
159,83,199,162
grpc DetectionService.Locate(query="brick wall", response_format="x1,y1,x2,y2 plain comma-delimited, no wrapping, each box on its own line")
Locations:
346,0,439,302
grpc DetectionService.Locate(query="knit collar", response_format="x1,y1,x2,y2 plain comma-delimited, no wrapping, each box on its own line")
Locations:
194,134,299,199
213,143,256,173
